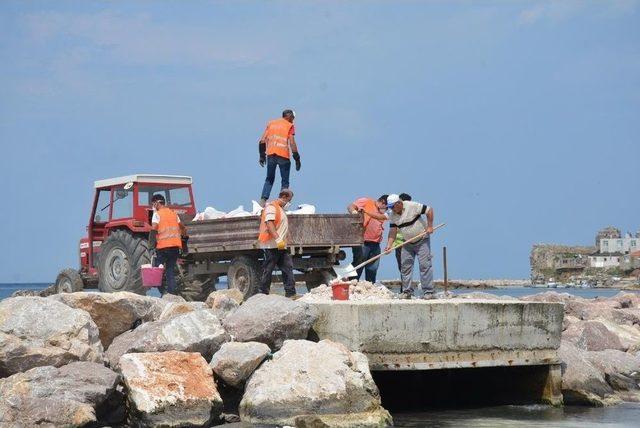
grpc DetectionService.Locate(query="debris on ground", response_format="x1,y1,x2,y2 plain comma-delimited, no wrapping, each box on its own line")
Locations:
299,280,395,302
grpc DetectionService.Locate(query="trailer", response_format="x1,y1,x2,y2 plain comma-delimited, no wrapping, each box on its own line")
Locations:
54,174,363,301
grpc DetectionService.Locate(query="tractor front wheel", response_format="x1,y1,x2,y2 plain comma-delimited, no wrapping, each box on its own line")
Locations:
55,268,84,293
98,230,150,295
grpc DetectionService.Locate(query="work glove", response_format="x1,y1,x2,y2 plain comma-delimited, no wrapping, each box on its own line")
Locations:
276,239,286,250
292,152,301,171
259,143,266,167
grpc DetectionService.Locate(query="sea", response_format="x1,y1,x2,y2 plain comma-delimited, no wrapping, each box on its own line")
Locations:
2,282,639,427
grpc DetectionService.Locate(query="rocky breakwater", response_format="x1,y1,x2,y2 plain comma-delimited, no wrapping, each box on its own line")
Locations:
0,290,392,427
475,290,640,406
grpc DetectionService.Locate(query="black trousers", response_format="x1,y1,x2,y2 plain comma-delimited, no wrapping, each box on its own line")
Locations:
154,247,180,293
260,249,296,296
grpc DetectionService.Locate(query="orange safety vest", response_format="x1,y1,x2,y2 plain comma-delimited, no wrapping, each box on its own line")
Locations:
156,207,182,250
258,202,285,244
263,118,293,159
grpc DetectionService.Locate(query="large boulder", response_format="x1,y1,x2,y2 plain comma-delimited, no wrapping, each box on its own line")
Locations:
521,291,584,304
206,289,244,306
106,309,229,369
562,321,625,352
120,351,222,427
0,296,104,377
611,292,640,309
50,291,163,348
0,362,122,427
157,301,200,321
210,342,271,387
559,342,615,406
585,349,640,381
239,339,392,427
592,318,640,352
223,294,318,349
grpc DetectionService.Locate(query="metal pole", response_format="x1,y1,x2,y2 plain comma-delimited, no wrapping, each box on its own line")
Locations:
443,246,448,295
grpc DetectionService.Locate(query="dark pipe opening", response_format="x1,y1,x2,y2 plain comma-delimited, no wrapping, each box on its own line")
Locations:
372,365,552,412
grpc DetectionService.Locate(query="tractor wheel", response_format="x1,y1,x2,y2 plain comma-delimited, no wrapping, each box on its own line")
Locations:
227,255,262,299
55,268,84,293
98,230,150,295
305,268,336,291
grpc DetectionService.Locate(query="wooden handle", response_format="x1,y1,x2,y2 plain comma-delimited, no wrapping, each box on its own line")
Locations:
352,223,446,271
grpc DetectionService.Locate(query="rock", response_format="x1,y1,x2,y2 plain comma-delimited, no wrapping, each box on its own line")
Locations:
120,351,222,427
521,291,585,304
50,291,162,348
562,321,625,352
454,291,514,300
612,292,640,309
223,294,318,350
585,349,640,380
208,295,239,321
210,342,271,387
157,301,198,321
0,362,122,427
106,309,229,369
0,296,104,377
239,339,392,427
11,284,57,298
563,314,581,331
587,318,640,352
558,342,615,406
206,289,244,306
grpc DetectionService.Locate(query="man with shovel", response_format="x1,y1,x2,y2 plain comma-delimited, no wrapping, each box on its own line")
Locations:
384,194,435,299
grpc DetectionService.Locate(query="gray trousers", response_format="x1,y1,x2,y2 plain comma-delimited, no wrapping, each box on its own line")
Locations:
400,237,434,293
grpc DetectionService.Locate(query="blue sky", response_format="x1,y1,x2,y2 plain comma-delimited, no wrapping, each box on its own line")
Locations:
1,1,639,283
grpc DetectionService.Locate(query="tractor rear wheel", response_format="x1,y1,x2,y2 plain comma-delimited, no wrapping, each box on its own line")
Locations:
55,268,84,293
227,255,262,299
98,230,150,295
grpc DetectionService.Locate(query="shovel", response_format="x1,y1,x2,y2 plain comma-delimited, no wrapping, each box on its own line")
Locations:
334,223,446,280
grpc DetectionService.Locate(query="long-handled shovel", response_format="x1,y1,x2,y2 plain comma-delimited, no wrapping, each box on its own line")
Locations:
333,223,446,280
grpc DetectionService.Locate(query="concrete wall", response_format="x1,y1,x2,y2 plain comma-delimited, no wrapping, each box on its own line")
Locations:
311,300,564,371
600,237,640,254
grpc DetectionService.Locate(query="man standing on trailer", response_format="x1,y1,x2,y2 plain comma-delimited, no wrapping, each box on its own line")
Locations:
258,189,298,298
150,194,184,295
347,195,388,283
258,109,301,206
384,194,435,299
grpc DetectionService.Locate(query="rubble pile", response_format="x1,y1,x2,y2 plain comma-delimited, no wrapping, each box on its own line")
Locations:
300,280,395,302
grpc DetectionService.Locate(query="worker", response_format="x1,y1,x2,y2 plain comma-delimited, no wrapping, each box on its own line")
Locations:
150,194,185,295
258,109,301,207
384,194,435,299
393,193,413,284
347,195,388,283
258,189,298,298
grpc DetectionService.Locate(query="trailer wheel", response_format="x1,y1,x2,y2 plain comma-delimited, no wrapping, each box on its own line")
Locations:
305,268,336,291
55,268,84,293
228,256,262,299
98,230,150,295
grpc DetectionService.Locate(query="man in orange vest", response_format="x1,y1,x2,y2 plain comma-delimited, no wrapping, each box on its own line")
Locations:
150,194,184,295
258,189,297,298
258,109,301,207
347,195,388,282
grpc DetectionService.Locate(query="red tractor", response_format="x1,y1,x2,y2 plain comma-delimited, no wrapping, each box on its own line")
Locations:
55,174,196,295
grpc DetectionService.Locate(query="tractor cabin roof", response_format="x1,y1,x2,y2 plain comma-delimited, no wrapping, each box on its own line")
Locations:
94,174,192,189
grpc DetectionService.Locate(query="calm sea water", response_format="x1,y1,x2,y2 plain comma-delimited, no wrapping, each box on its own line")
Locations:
2,282,639,426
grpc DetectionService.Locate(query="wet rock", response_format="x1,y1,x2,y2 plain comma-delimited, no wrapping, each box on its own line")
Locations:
0,296,104,377
120,351,222,427
558,342,615,406
562,321,625,352
223,294,318,350
50,291,161,348
206,289,244,306
0,362,122,427
107,309,229,370
210,341,271,387
239,339,392,427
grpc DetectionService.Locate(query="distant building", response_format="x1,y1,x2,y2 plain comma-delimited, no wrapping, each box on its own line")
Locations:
599,236,640,254
595,226,621,247
589,253,623,269
589,230,640,270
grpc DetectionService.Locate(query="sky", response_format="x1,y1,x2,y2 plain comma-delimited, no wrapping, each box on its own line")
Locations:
1,0,639,283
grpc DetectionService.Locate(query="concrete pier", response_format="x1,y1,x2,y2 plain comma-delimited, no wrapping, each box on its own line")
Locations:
310,299,565,405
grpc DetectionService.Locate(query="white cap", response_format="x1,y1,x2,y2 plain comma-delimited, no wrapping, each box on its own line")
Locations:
386,194,400,208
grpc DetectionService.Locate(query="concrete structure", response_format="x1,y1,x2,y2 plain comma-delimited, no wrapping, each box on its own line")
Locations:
589,253,623,269
310,300,564,405
599,236,640,255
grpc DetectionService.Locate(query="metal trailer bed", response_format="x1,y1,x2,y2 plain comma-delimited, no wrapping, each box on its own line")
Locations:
182,214,364,296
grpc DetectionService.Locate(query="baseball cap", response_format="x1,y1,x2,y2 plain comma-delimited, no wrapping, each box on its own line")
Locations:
386,194,400,209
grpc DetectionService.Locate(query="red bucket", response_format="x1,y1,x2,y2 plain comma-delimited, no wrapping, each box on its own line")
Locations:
331,282,350,300
141,265,164,288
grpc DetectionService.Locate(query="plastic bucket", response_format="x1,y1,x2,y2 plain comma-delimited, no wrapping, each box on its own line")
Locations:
331,282,350,300
141,265,164,288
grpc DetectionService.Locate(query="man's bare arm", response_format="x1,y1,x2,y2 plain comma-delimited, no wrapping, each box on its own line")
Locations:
266,220,279,241
385,226,398,252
